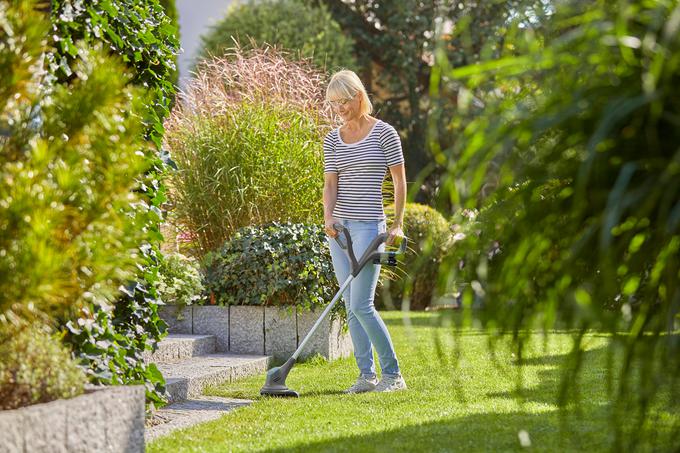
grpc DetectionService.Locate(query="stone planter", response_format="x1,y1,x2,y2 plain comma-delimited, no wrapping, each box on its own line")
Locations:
264,307,297,359
0,385,145,453
158,304,193,334
297,309,352,360
192,305,230,352
229,305,265,355
159,304,352,361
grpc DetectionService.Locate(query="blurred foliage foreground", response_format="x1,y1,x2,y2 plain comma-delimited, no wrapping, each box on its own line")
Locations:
1,0,176,409
429,0,680,448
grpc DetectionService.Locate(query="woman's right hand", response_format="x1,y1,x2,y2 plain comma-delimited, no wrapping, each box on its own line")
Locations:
324,218,340,238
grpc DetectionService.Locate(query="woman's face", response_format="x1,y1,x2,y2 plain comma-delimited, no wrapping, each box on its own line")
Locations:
330,92,360,121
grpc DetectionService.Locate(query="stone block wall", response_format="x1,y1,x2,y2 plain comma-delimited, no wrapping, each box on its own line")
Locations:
160,305,352,361
0,385,145,453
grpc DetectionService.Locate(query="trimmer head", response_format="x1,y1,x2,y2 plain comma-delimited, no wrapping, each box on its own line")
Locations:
260,357,299,397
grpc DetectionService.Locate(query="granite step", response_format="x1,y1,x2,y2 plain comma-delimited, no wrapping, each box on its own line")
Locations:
158,353,271,404
143,334,217,365
146,396,252,442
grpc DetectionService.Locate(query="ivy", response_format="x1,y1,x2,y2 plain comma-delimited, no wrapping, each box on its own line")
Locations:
64,278,168,407
46,0,180,407
48,0,180,149
203,222,345,322
158,0,179,86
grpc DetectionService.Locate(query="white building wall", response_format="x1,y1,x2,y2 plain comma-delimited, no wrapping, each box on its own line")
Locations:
176,0,234,87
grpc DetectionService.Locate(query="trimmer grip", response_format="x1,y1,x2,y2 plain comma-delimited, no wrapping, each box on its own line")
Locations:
332,223,347,249
372,236,408,266
333,223,358,271
396,235,408,254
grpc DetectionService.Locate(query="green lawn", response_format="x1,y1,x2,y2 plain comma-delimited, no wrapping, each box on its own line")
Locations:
148,311,678,452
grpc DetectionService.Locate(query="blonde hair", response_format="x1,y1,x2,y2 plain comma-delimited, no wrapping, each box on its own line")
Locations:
326,69,373,116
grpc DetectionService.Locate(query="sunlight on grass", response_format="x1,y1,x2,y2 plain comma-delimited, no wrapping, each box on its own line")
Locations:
148,312,677,453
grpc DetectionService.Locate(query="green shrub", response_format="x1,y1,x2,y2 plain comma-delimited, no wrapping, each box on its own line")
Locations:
1,1,169,408
0,321,86,410
378,203,452,310
158,253,205,305
64,280,168,408
165,47,333,255
203,222,342,319
1,4,154,323
198,0,356,73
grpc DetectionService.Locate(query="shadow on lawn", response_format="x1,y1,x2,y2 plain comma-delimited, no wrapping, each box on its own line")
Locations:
261,408,614,453
263,341,678,453
486,345,612,406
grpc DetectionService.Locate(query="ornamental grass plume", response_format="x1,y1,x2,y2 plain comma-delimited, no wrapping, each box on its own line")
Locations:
168,44,335,125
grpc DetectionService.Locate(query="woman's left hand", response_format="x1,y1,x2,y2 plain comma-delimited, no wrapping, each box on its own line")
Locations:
386,224,404,246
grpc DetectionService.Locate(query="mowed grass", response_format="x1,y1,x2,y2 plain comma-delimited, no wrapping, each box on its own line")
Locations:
148,311,678,452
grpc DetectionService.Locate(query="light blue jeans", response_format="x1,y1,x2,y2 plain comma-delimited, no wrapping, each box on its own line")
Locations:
329,218,401,378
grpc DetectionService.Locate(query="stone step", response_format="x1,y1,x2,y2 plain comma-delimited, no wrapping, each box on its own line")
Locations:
143,334,217,365
158,353,271,404
145,396,252,442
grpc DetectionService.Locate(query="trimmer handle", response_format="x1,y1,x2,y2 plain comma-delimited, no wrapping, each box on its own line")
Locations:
372,236,408,266
332,224,358,271
333,223,407,277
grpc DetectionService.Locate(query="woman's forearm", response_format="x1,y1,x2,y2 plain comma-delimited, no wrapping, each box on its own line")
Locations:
391,166,406,226
323,179,337,221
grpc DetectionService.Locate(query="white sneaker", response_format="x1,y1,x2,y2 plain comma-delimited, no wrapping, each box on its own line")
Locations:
374,374,407,392
344,375,379,394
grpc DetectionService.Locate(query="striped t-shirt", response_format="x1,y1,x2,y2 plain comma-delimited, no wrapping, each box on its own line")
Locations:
323,120,404,221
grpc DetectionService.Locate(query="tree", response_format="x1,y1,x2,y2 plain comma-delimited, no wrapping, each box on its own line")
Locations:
315,0,550,194
198,0,356,73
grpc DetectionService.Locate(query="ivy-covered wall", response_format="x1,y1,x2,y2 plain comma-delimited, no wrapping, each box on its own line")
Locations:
48,0,181,406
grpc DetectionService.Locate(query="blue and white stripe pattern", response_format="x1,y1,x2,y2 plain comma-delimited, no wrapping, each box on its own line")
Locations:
323,120,404,221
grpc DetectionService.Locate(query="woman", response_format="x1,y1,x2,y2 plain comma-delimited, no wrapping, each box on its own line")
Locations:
323,69,407,393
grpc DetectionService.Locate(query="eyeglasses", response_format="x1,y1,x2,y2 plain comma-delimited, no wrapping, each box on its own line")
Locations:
328,96,355,108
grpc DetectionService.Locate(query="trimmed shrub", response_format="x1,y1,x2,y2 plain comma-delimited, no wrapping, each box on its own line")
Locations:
1,1,169,407
203,222,342,319
0,321,86,410
165,47,334,255
197,0,356,73
1,5,154,323
157,253,205,305
378,203,453,310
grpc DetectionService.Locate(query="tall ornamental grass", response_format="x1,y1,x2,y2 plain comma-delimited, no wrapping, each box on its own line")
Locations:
164,47,334,255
